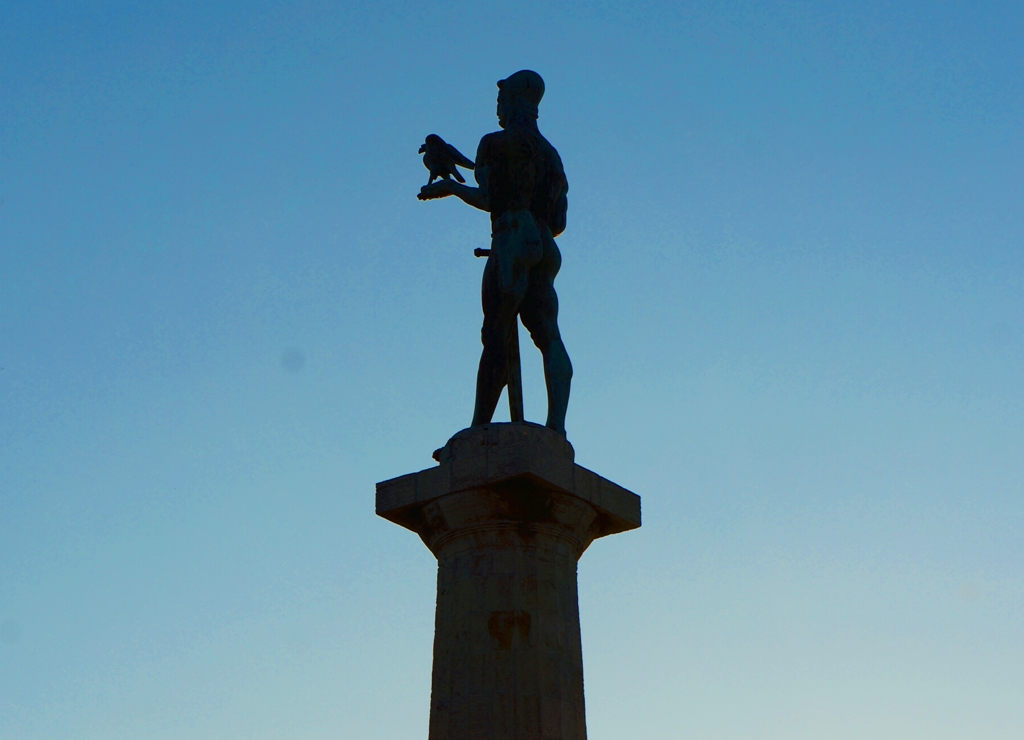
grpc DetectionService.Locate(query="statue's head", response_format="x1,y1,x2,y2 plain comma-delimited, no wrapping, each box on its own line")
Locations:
497,70,544,129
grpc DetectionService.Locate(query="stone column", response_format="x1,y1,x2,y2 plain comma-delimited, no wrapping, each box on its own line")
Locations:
376,423,641,740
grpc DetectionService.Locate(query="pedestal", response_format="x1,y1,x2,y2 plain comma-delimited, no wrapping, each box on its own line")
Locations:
376,423,641,740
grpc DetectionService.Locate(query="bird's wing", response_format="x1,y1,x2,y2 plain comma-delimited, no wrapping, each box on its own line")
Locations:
445,143,475,169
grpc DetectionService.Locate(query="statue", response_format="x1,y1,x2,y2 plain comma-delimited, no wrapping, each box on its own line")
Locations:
418,70,573,435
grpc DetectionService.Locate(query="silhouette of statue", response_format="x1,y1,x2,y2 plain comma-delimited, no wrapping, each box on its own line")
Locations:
419,70,573,434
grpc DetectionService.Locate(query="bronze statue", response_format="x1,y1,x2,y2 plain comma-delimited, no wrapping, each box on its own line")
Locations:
419,70,572,434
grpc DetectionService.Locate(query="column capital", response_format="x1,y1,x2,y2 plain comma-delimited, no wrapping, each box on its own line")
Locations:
376,423,641,557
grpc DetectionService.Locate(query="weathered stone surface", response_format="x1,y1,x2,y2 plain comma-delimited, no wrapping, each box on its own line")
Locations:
377,423,641,552
376,423,640,740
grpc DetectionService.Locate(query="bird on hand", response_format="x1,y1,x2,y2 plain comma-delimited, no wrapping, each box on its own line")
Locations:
419,134,475,185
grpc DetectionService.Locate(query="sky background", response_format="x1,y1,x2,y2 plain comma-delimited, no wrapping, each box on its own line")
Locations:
2,1,1022,738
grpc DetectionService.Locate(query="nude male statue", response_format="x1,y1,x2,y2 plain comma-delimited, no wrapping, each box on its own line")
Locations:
418,70,573,434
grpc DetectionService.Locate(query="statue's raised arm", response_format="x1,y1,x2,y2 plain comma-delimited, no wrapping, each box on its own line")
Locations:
417,70,572,435
417,163,490,211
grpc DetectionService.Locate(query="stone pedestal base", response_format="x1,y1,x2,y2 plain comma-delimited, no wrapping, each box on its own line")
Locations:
377,423,640,740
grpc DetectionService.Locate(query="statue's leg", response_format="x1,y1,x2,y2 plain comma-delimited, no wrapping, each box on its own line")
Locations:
473,212,543,428
519,235,572,435
471,254,523,427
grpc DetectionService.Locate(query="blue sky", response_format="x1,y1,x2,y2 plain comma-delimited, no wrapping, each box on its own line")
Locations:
1,1,1022,738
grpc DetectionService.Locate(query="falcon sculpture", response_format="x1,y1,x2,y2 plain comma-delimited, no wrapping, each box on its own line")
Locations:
419,134,475,185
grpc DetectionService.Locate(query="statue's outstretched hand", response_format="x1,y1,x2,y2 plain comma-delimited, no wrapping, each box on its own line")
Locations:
418,180,455,200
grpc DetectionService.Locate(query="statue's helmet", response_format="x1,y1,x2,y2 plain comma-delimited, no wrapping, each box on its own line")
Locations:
497,70,545,108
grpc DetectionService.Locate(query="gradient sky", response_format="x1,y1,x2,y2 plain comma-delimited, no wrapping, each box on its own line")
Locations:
2,2,1022,738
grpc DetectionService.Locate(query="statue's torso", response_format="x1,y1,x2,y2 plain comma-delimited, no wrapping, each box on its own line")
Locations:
477,128,568,236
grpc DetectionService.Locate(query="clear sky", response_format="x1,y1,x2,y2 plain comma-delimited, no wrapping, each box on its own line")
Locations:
1,1,1022,738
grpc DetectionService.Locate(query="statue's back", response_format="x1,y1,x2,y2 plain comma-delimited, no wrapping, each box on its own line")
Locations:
478,128,568,237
